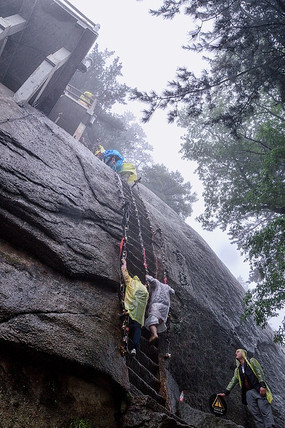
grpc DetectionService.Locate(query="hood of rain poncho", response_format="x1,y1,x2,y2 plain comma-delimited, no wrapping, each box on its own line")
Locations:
119,162,138,183
124,276,149,326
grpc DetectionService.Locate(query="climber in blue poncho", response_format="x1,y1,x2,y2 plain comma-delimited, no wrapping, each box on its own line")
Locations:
95,145,124,173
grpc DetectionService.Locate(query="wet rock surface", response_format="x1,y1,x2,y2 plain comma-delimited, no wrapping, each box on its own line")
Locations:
0,93,285,427
0,239,128,390
0,341,121,428
0,96,122,281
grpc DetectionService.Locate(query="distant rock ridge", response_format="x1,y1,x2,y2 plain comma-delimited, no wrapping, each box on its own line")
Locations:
0,92,284,427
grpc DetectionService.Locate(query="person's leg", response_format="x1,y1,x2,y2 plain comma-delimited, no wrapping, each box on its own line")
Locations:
132,320,142,350
257,396,275,427
149,324,158,342
246,389,265,428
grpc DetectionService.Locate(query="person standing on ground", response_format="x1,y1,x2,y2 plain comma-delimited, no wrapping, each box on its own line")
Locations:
121,258,149,356
218,348,275,428
144,275,175,343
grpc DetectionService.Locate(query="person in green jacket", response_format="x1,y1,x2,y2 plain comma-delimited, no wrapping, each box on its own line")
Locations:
121,258,149,357
218,349,275,428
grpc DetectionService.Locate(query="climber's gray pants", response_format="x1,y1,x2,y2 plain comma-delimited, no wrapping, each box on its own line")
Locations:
246,389,275,428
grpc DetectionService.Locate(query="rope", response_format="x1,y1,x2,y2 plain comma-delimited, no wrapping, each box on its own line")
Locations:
151,228,171,358
118,178,170,356
118,178,152,355
117,175,150,356
115,175,132,356
118,200,131,356
118,201,130,310
133,185,172,358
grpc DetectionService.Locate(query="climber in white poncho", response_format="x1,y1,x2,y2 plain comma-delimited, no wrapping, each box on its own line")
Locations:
144,275,175,343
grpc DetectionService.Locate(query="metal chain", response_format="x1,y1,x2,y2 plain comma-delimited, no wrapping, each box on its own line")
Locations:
130,185,149,276
136,188,171,358
116,175,131,356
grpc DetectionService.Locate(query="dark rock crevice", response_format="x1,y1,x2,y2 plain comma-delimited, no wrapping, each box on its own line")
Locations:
76,153,124,217
1,129,52,167
0,311,104,324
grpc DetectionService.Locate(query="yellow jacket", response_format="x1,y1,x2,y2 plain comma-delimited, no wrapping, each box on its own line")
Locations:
121,263,149,326
226,357,273,404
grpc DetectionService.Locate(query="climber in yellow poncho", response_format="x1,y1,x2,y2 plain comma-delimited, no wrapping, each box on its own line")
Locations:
121,257,149,356
78,91,94,107
119,162,138,183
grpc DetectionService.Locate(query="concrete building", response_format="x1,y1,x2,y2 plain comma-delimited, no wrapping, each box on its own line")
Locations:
0,0,99,139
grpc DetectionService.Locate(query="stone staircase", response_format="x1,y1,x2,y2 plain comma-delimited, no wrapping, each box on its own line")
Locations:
126,332,165,406
119,179,167,407
120,179,156,280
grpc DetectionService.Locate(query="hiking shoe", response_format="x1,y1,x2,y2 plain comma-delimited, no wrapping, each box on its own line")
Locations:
130,348,136,357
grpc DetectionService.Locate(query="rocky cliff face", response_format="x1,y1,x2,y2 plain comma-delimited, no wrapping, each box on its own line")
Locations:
0,91,284,428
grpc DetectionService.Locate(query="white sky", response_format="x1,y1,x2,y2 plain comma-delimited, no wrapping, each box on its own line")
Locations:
69,0,284,329
70,0,250,278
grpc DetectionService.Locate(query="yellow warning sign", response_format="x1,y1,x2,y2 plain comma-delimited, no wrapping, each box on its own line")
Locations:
212,396,226,414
